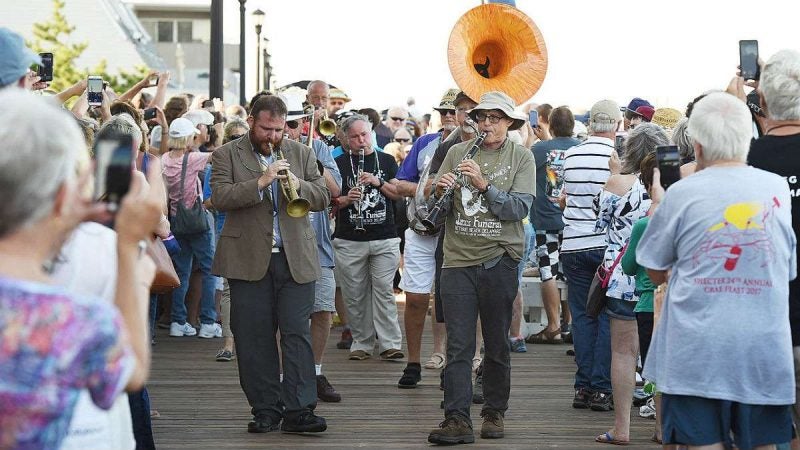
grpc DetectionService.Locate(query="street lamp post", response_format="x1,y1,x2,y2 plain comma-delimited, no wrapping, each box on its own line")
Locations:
238,0,246,105
209,0,223,100
262,38,270,92
252,9,265,93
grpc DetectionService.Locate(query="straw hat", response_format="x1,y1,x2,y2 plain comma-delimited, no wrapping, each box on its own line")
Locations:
651,108,684,130
329,88,351,102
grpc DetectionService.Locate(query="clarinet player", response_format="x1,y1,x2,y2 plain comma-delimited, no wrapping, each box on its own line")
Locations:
427,92,535,445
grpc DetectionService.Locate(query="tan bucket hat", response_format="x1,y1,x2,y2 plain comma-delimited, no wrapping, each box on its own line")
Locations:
467,91,527,130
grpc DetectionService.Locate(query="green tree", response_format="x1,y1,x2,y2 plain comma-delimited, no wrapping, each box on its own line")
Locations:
27,0,150,94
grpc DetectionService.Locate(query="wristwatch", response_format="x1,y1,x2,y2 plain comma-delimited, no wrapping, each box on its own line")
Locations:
378,178,385,188
478,183,490,194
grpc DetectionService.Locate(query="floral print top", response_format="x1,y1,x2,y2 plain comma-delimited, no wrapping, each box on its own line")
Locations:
0,278,134,450
594,177,651,301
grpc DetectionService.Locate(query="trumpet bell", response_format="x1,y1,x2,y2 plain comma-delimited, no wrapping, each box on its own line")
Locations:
286,198,311,218
448,3,548,105
319,119,337,137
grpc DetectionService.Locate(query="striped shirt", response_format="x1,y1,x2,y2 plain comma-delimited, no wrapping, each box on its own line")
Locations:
561,136,613,253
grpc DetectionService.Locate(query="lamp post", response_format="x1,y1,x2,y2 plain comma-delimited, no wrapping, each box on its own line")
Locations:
209,0,223,100
262,37,270,92
252,9,265,93
238,0,246,105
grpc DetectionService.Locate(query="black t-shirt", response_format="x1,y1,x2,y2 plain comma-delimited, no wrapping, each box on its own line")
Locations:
429,134,464,175
748,133,800,345
333,150,399,241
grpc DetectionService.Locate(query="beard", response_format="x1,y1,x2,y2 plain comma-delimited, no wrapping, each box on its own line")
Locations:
250,130,282,156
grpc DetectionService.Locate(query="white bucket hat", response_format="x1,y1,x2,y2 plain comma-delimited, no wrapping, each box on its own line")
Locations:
468,91,527,130
278,93,311,121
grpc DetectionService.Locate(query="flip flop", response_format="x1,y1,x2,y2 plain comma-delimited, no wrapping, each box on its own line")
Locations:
595,432,629,445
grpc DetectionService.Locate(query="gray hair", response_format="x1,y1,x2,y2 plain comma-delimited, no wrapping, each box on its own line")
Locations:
622,123,670,174
760,49,800,121
688,92,752,163
0,90,81,237
224,117,249,142
97,114,143,147
339,114,371,136
671,118,693,161
589,120,618,134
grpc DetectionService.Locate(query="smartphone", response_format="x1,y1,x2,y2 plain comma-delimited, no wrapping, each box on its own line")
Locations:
739,40,760,81
37,52,53,82
148,74,159,87
143,107,157,120
93,134,134,208
87,76,103,107
656,145,681,190
528,110,539,128
615,134,626,156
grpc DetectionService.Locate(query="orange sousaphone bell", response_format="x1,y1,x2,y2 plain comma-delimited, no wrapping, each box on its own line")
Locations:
448,2,548,105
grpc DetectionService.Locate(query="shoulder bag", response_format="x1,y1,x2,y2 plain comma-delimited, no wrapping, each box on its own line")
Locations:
169,152,209,236
586,243,628,319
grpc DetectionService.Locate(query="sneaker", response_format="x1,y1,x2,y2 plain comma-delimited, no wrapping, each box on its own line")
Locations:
215,349,234,362
348,350,370,360
590,392,614,411
480,410,504,439
572,388,592,409
639,397,656,419
427,415,475,445
635,371,644,386
198,323,222,339
316,375,341,402
472,373,484,404
632,388,651,407
397,363,422,389
336,328,353,349
281,411,327,433
509,337,528,353
169,322,197,337
380,348,405,360
247,414,280,433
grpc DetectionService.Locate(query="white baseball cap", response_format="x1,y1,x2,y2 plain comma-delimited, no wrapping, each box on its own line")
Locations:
183,109,215,127
169,117,200,138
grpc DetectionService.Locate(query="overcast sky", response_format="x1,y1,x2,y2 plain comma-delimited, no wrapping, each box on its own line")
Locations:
223,0,795,114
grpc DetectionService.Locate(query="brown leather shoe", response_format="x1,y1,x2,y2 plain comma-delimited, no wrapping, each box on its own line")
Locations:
316,375,341,402
480,410,504,439
428,414,475,445
348,350,370,360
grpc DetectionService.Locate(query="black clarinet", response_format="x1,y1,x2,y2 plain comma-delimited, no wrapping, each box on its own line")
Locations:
353,147,367,233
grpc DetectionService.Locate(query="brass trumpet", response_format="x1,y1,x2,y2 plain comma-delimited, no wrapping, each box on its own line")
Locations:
265,136,311,218
318,108,337,137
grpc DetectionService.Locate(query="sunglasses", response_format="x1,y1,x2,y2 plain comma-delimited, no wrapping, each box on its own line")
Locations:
391,116,406,122
228,133,245,141
474,112,505,124
437,109,456,116
394,138,410,143
286,120,300,129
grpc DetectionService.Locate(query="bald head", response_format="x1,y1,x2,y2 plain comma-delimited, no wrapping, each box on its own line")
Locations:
306,80,329,109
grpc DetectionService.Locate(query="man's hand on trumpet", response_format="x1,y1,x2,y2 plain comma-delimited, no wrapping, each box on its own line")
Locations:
258,160,289,190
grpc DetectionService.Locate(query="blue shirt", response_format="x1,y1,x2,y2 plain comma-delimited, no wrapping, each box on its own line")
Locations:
255,152,283,248
308,139,341,267
331,143,383,159
396,132,441,182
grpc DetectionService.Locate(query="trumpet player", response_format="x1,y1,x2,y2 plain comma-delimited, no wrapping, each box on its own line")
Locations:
427,91,535,445
210,95,330,434
331,114,405,362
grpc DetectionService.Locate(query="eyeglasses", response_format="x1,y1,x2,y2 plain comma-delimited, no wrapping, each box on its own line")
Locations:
438,110,456,116
391,116,406,122
394,138,410,143
286,120,300,129
474,112,506,124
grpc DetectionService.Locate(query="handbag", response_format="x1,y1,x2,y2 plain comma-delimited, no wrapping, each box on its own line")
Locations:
145,236,180,294
169,152,209,236
586,243,628,319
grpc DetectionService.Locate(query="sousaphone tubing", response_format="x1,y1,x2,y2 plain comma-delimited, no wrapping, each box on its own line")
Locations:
448,3,548,105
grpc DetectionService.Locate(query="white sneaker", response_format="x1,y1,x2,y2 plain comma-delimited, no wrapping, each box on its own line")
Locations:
198,323,222,339
170,322,197,337
639,397,656,419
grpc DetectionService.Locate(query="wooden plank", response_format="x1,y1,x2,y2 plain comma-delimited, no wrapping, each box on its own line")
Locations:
148,302,660,449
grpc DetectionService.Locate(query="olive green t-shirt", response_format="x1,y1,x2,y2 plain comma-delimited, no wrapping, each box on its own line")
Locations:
438,138,536,268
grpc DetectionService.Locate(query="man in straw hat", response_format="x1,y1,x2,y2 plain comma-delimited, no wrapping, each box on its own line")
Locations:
328,88,351,117
427,91,535,444
392,89,460,389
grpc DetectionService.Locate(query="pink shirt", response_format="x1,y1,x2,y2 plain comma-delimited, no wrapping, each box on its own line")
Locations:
161,151,211,216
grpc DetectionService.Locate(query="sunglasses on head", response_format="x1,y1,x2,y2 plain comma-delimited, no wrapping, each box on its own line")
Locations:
286,120,300,129
394,138,410,143
391,116,405,122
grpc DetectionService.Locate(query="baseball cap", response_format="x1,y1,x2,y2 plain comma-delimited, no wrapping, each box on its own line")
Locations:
590,99,623,125
182,109,214,127
0,27,41,87
169,117,200,138
626,97,652,114
634,105,655,122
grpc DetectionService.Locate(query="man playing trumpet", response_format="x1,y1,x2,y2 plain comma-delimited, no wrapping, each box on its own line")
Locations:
427,91,535,445
210,95,330,434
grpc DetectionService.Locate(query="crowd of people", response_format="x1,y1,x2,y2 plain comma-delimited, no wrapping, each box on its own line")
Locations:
2,23,800,449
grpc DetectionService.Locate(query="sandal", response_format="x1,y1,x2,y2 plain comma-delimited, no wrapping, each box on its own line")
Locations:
650,433,662,444
526,327,563,344
595,431,629,445
424,352,446,369
472,357,483,373
380,348,405,360
397,364,422,389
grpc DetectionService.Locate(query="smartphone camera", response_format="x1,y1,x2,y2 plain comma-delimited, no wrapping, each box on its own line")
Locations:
36,52,54,82
87,76,103,107
528,110,539,129
149,74,159,87
143,107,157,121
739,40,760,81
656,145,681,190
93,135,134,210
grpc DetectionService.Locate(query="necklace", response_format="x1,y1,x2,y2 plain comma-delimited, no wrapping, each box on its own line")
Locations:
474,139,507,177
348,150,381,186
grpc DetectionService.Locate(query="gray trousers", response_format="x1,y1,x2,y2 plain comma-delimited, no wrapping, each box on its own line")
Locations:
229,251,316,420
441,254,519,424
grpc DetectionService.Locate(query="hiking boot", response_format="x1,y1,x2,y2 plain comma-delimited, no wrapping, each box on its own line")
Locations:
427,414,475,445
472,373,484,404
247,414,280,433
281,411,327,433
336,328,353,349
590,392,614,411
480,410,504,439
572,388,592,409
316,375,341,402
397,363,422,389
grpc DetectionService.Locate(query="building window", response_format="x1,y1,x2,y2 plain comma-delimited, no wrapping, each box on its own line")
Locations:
157,21,173,43
177,21,193,43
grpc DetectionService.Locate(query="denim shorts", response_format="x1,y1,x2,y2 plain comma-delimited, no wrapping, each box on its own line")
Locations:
661,394,794,448
605,297,636,321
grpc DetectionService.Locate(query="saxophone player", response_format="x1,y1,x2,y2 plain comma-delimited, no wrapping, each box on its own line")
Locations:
427,92,535,445
210,95,330,434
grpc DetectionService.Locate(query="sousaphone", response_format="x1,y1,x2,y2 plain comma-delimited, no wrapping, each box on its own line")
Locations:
448,2,548,105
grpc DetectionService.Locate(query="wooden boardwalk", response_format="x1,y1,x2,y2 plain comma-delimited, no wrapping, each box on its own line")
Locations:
148,302,660,449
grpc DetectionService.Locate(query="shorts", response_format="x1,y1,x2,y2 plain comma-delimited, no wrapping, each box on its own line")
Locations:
398,228,438,294
535,230,563,282
605,297,636,321
517,222,535,283
312,267,336,313
661,394,793,448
